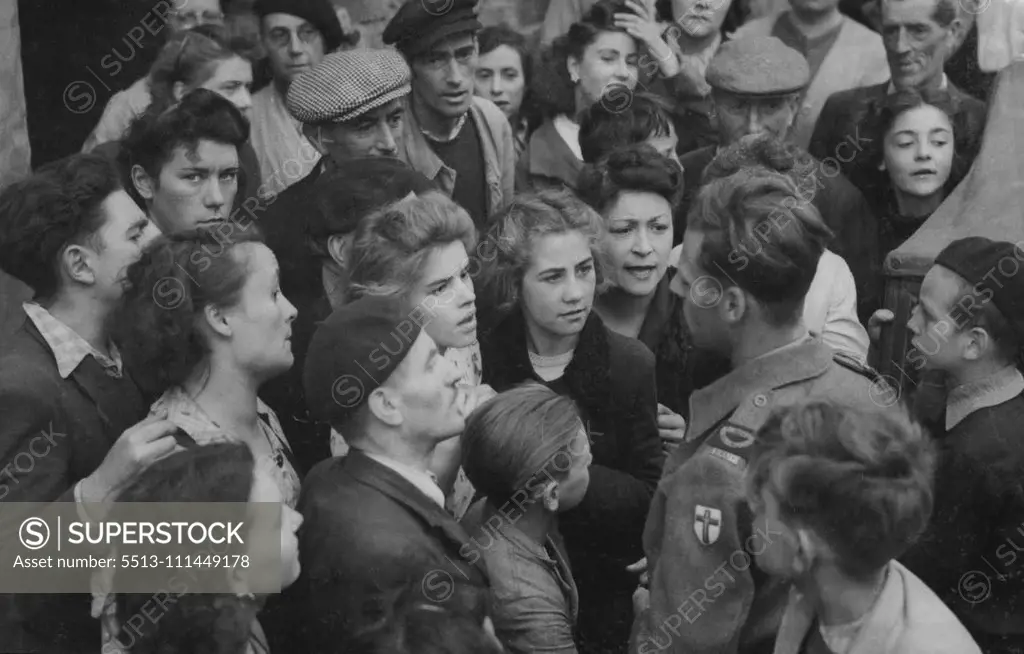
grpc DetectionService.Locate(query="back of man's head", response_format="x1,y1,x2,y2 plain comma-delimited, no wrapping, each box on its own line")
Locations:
704,134,822,206
578,92,676,164
688,169,833,326
0,154,122,300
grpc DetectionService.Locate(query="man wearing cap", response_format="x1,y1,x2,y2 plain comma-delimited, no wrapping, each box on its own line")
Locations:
285,294,491,649
886,237,1024,654
808,0,987,210
630,168,891,654
256,49,413,464
676,36,879,317
249,0,356,198
259,157,434,474
383,0,515,231
731,0,890,150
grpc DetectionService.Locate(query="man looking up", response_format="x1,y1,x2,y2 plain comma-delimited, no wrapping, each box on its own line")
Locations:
383,0,515,231
250,0,353,197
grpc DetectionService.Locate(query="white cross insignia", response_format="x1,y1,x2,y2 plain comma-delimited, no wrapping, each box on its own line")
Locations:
693,504,722,546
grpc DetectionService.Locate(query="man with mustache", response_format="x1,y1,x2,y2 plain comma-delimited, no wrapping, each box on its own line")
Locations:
249,0,353,197
808,0,987,211
383,0,515,231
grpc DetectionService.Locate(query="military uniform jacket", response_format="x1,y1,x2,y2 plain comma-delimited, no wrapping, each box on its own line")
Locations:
632,336,887,654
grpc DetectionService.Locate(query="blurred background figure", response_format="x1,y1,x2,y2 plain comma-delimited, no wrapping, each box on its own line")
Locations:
474,24,536,159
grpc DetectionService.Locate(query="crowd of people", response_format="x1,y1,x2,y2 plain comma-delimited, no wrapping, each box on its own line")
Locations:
0,0,1022,652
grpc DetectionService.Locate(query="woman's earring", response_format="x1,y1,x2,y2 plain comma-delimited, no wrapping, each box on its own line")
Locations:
570,73,579,84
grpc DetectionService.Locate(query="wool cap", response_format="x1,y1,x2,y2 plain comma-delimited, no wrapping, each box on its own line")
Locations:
382,0,482,57
254,0,349,52
706,36,810,97
286,48,411,125
304,294,425,427
309,158,434,240
935,236,1024,343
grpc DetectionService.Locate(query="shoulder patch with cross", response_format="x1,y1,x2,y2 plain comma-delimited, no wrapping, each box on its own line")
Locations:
693,504,722,546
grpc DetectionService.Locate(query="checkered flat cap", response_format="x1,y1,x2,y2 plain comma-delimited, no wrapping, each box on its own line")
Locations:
286,48,411,124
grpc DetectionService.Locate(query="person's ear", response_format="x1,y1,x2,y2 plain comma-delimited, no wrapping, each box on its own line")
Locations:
963,326,990,361
367,386,403,427
61,244,97,287
879,158,887,172
204,303,233,339
131,164,155,202
172,81,187,103
719,285,747,325
541,480,560,512
566,55,581,85
327,234,351,269
793,528,819,575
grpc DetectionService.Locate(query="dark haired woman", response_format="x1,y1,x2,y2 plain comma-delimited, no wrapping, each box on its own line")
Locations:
475,25,536,160
113,228,300,506
477,188,663,652
103,442,303,654
577,144,730,436
870,89,965,260
519,0,679,190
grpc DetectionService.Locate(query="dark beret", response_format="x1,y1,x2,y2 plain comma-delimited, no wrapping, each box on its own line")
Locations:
707,36,810,97
935,237,1024,344
254,0,348,52
383,0,482,57
304,295,425,427
309,158,434,239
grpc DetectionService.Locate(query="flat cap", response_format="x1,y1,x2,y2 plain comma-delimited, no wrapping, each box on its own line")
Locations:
707,36,810,97
304,295,424,427
310,158,434,239
255,0,349,52
935,237,1024,344
383,0,482,57
286,48,411,125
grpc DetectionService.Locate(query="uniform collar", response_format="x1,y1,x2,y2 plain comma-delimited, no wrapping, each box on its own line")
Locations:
686,334,827,438
946,366,1024,429
887,73,948,95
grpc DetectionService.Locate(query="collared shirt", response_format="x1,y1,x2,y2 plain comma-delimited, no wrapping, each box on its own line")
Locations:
888,73,948,95
552,114,583,161
946,366,1024,429
363,451,445,507
23,302,122,379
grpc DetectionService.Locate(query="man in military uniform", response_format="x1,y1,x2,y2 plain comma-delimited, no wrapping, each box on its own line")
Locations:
630,168,891,654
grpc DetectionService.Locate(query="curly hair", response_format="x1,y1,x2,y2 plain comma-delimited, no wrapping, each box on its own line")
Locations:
0,153,122,299
121,88,249,198
687,169,834,326
149,23,259,115
112,442,260,654
530,0,634,119
578,91,677,164
462,383,584,507
112,226,264,396
577,143,685,214
866,87,969,194
346,192,477,303
476,188,607,316
747,399,935,580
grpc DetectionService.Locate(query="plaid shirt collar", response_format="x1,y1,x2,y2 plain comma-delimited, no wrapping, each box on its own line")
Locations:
23,302,123,379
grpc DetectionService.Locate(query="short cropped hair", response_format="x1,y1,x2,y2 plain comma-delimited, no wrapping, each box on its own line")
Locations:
462,383,584,507
578,92,676,164
577,143,684,214
477,188,606,316
0,153,122,299
687,170,833,325
748,399,935,580
346,192,477,302
121,88,249,193
882,0,958,27
948,274,1022,365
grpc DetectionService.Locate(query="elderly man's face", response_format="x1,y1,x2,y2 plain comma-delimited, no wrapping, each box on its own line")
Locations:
713,91,800,144
313,98,407,163
881,0,958,90
411,32,478,121
168,0,224,33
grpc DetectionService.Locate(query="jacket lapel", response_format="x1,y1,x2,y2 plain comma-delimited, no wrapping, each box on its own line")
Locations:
527,120,582,189
344,451,489,580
